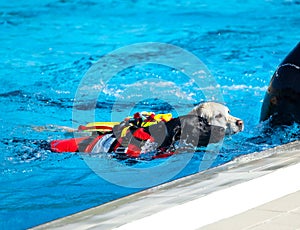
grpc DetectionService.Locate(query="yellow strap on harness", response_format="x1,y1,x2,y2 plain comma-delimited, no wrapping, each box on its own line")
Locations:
82,113,173,133
83,122,120,132
154,113,172,122
121,126,131,137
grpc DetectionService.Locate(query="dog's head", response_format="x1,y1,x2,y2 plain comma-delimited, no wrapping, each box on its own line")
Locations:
188,102,244,135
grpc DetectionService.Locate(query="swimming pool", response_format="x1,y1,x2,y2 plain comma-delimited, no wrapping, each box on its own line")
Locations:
1,0,300,229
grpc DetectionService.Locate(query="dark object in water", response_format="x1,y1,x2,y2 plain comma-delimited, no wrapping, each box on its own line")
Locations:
260,43,300,126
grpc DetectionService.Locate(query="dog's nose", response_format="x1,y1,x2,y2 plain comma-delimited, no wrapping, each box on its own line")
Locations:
236,120,243,127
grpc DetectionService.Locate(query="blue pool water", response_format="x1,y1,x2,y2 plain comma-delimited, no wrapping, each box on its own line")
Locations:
1,0,300,229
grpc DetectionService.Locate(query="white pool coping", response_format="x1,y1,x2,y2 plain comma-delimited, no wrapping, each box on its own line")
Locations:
32,141,300,230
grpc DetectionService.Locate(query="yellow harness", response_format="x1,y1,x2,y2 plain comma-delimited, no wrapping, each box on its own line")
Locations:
81,112,172,136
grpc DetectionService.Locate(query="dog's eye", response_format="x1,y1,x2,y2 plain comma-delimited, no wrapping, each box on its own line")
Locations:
215,113,223,119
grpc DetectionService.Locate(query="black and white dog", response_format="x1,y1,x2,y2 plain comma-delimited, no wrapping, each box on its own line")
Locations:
139,102,244,156
50,102,244,158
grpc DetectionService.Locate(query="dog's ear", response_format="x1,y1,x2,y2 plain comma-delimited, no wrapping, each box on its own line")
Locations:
180,115,212,146
209,125,226,143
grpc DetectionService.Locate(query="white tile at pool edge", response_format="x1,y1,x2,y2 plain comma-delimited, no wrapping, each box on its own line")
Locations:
292,207,300,215
269,212,300,228
246,212,300,230
114,164,300,230
248,222,296,230
198,209,281,230
232,155,299,173
257,190,300,212
199,190,300,230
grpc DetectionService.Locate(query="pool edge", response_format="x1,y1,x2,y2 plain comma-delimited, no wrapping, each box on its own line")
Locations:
31,141,300,230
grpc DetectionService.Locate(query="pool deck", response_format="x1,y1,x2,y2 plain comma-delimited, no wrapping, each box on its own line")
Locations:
32,141,300,230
